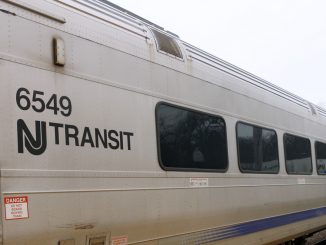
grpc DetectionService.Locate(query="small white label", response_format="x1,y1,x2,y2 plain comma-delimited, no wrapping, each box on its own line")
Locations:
297,178,306,184
4,196,29,220
190,178,209,187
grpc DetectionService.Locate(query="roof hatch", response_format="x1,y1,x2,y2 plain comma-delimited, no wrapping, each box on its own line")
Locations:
151,29,183,59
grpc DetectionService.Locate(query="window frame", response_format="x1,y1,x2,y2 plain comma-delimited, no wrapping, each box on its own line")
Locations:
155,102,229,172
315,141,326,175
236,121,280,174
283,133,313,175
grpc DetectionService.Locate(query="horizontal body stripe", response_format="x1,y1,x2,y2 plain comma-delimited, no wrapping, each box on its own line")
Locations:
174,207,326,244
4,182,326,195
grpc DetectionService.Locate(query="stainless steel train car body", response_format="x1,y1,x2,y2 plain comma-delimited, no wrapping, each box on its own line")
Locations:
0,0,325,244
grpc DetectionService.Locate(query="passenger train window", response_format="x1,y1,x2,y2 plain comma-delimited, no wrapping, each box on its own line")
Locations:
156,103,228,171
315,141,326,175
284,134,312,175
236,122,279,173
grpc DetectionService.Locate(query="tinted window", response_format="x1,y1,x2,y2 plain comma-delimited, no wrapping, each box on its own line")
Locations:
284,134,312,174
237,123,279,173
316,141,326,175
156,103,228,171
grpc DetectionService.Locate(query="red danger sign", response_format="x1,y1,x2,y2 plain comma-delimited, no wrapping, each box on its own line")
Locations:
4,196,29,220
111,235,128,245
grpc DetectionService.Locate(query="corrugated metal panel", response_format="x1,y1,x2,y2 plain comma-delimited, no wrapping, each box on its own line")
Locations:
56,0,148,39
183,42,310,109
2,0,66,23
316,106,326,117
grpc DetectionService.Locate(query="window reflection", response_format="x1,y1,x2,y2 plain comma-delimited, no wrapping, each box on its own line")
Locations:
316,141,326,175
284,134,312,175
237,123,279,173
157,103,228,171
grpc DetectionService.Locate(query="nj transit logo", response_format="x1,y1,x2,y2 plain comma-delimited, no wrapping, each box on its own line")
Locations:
17,119,47,155
17,119,134,155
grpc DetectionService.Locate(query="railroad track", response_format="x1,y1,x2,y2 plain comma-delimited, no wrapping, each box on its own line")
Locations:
305,230,326,245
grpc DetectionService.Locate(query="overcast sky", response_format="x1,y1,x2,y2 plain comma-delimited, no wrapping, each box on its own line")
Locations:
110,0,326,107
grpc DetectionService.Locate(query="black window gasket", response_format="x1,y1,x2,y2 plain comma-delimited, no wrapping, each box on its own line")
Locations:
236,121,280,174
155,102,229,172
283,133,312,175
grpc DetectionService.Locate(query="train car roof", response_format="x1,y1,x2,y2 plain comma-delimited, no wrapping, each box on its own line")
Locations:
66,0,326,118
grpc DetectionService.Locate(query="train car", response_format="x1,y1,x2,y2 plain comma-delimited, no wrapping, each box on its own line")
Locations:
0,0,325,244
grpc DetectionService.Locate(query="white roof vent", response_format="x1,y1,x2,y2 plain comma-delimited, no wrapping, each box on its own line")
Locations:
308,102,317,115
151,29,183,59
